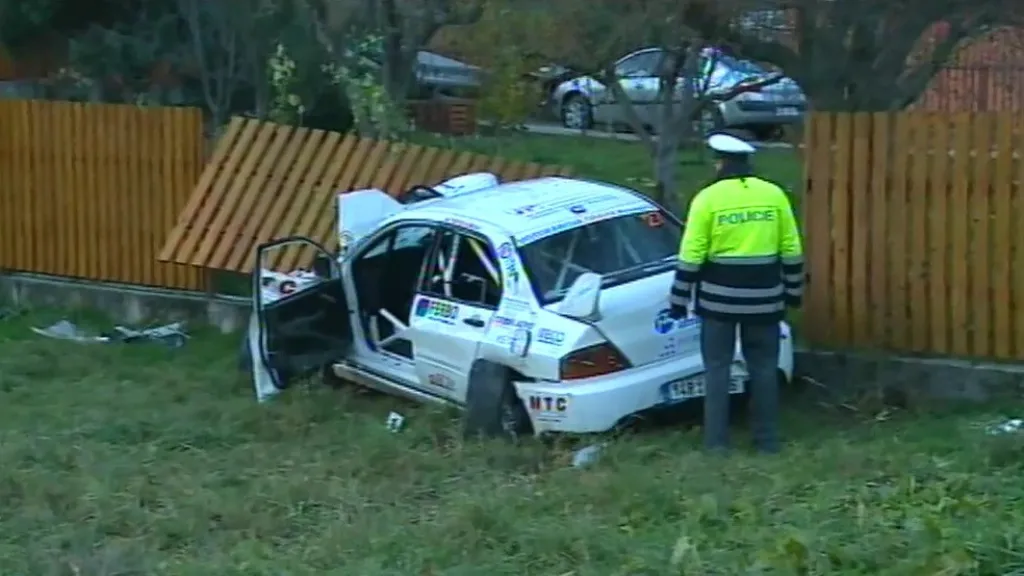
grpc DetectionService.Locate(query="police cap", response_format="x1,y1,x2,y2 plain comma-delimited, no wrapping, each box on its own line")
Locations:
706,133,756,155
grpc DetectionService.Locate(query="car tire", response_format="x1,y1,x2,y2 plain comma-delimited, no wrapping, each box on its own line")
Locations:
463,360,532,439
752,125,783,141
560,93,594,130
320,362,347,389
695,105,725,136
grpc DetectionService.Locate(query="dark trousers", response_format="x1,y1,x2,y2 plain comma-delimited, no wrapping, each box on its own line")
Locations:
700,317,781,452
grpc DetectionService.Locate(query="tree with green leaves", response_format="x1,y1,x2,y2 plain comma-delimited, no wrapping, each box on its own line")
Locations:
693,0,1020,111
298,0,485,137
0,0,58,54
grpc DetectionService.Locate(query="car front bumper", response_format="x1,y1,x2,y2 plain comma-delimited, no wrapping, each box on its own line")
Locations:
512,323,794,434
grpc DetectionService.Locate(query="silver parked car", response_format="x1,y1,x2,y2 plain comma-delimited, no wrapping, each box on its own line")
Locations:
551,47,806,140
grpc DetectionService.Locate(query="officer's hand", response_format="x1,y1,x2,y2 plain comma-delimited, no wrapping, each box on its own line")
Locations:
668,305,689,320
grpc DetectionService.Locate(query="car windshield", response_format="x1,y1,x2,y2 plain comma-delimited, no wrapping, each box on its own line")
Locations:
519,209,681,304
717,55,767,75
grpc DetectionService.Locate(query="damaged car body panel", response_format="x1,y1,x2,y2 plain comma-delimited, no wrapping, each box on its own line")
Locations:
249,173,795,436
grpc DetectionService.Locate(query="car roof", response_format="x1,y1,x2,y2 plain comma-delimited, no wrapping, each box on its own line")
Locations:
396,176,657,244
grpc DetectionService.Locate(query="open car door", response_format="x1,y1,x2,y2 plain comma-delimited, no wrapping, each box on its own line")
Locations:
250,237,351,401
337,189,403,257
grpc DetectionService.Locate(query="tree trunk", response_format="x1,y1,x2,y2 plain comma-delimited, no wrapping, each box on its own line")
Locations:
652,135,681,214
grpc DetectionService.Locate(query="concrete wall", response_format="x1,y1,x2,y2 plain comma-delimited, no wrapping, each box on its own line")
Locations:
0,272,249,333
795,349,1024,404
3,270,1023,403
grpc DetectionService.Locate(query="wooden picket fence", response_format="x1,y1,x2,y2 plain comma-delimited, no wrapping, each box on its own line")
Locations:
0,100,207,290
158,117,574,274
803,111,1024,361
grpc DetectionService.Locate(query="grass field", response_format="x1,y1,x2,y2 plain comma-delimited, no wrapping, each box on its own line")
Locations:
416,131,805,204
3,310,1024,575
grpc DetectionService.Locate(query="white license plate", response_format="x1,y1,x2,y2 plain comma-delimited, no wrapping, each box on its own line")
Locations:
661,375,745,403
777,107,800,117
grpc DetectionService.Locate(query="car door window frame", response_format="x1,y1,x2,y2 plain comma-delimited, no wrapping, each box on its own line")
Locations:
349,219,441,357
615,50,661,78
417,225,503,311
350,220,439,285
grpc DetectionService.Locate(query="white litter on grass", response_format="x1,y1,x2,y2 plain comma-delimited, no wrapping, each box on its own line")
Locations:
571,443,606,468
986,418,1024,435
386,412,405,432
31,320,188,348
31,320,108,342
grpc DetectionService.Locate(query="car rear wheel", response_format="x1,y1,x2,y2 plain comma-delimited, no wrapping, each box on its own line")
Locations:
695,105,725,135
464,360,532,439
752,125,784,141
561,93,594,130
321,363,347,389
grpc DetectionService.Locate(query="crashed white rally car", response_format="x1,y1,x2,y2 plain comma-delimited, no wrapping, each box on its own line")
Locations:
247,172,794,436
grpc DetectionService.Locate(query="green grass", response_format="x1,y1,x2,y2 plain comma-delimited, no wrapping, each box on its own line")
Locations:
415,131,805,208
3,310,1024,574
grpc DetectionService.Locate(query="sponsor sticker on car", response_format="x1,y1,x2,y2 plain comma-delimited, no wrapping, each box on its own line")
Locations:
536,328,565,346
493,316,534,329
497,242,520,287
414,297,459,324
527,394,569,422
653,308,699,335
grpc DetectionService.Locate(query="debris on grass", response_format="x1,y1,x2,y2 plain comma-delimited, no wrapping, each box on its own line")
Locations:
30,320,106,342
386,411,405,432
30,319,189,348
571,442,605,468
986,418,1024,435
111,323,188,348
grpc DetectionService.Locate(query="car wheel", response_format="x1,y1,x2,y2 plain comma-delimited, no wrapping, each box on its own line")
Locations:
695,105,725,136
561,93,593,130
320,362,347,389
752,125,783,141
464,360,532,439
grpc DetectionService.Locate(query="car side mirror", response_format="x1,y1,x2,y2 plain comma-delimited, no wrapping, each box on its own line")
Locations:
557,272,602,321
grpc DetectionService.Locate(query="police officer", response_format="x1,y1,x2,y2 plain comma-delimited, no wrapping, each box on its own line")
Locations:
669,132,804,453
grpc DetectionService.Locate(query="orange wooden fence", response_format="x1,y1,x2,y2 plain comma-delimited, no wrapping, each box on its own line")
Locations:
158,117,574,274
803,111,1024,361
0,100,207,290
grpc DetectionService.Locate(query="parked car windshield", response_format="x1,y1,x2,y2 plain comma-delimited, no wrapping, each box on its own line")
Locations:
519,210,681,303
717,55,767,75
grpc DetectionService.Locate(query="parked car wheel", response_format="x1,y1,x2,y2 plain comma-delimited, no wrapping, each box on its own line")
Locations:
752,125,784,141
464,360,532,439
560,93,594,130
695,105,725,135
